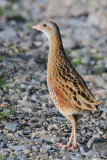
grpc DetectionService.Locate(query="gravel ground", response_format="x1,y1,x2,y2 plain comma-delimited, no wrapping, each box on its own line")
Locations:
0,0,107,160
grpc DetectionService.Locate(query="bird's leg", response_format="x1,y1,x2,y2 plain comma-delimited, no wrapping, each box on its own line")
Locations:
55,115,79,150
55,130,74,149
67,127,74,148
55,119,74,149
68,117,80,150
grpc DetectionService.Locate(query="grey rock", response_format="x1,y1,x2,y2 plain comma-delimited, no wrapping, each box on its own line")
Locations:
23,95,31,101
23,149,31,154
84,150,99,158
20,84,26,89
34,138,42,145
40,146,47,153
88,13,100,26
99,107,107,113
32,146,38,152
70,156,82,160
0,27,16,43
9,145,26,151
87,137,107,153
6,133,14,141
91,158,101,160
30,152,37,159
44,145,52,150
80,144,89,155
83,75,107,90
3,123,17,132
0,142,7,148
0,0,11,8
17,100,35,112
47,125,54,131
46,0,73,17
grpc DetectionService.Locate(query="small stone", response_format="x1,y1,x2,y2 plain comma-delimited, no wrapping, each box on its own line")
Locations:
100,107,107,113
91,158,101,160
1,102,9,107
84,150,99,158
87,136,107,153
34,138,42,145
0,27,16,43
1,142,7,148
47,125,54,131
23,95,31,101
30,152,37,159
3,129,8,135
6,133,13,141
44,145,52,150
17,130,23,135
101,112,107,119
70,156,82,160
4,123,17,132
87,136,100,148
40,147,47,153
23,149,31,154
33,41,42,47
31,132,40,138
20,84,26,89
32,146,38,152
102,134,107,139
80,144,89,155
9,145,26,151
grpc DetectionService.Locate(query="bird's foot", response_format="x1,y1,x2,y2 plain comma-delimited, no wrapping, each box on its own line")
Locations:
54,143,68,149
68,142,80,150
54,142,80,150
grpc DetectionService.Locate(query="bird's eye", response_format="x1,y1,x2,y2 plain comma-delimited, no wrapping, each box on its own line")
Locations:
43,24,47,27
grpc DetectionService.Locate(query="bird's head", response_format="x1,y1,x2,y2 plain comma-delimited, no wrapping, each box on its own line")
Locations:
32,21,60,40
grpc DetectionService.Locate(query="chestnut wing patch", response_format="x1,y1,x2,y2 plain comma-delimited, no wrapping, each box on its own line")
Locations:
53,84,82,114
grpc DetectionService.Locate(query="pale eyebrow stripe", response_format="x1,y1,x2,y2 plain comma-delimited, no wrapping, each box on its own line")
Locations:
47,22,57,34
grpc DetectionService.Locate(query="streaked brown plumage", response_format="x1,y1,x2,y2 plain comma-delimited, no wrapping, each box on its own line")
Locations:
32,21,101,150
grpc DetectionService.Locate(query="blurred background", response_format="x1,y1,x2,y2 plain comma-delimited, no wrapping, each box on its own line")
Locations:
0,0,107,159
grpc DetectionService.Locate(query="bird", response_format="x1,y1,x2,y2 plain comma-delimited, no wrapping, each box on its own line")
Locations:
32,21,101,150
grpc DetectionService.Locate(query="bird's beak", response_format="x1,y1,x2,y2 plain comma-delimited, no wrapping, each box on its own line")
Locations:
32,25,41,30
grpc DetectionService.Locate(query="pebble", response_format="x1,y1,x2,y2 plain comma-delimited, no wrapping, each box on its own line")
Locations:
6,133,14,141
23,149,30,154
4,123,17,132
0,27,16,43
84,150,99,158
47,125,54,131
23,95,31,101
1,142,7,148
30,152,37,159
31,132,40,138
80,144,89,155
1,102,9,107
44,145,52,150
3,129,8,135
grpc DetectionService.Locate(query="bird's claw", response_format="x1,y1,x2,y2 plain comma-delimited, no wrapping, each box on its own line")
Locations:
54,142,80,150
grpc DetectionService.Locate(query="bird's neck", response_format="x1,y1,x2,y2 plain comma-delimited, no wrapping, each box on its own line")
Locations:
47,33,65,83
48,33,64,61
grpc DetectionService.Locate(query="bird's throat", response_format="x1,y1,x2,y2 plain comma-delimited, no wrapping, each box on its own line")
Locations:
48,33,64,62
47,33,65,84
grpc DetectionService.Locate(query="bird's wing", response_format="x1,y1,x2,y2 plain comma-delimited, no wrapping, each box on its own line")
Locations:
56,63,101,112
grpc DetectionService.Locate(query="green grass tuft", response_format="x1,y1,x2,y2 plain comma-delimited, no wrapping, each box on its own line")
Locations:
26,22,32,29
0,105,16,120
95,68,103,75
0,8,4,15
73,59,86,65
65,49,73,55
93,56,104,62
7,14,26,22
